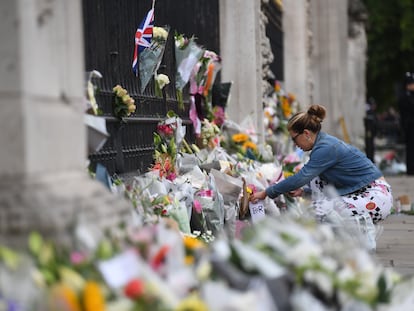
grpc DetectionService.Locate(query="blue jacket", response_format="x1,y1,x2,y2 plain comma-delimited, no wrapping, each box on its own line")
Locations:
265,131,382,198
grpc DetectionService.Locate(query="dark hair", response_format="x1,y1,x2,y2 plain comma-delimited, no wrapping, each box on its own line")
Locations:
287,104,326,134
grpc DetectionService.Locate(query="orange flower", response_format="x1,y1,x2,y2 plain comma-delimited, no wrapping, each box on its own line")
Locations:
203,62,215,97
281,97,292,118
287,92,296,102
274,81,281,92
151,245,170,270
83,281,105,311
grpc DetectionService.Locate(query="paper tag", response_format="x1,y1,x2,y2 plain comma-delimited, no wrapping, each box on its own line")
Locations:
98,250,141,289
249,201,266,223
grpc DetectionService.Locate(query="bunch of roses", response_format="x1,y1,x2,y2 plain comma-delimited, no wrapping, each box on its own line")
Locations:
112,85,136,119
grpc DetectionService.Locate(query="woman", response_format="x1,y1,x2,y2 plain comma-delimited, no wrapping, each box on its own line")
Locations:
250,104,393,224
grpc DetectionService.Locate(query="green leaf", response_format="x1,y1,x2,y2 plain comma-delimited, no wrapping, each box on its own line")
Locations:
38,242,55,266
28,231,43,255
0,246,20,270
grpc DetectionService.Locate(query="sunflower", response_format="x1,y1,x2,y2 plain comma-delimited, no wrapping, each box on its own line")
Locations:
232,133,249,144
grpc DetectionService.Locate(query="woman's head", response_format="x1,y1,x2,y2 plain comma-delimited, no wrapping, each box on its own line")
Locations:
287,105,326,150
288,104,326,134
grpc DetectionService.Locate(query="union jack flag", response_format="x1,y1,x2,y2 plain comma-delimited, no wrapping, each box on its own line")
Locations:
132,8,154,76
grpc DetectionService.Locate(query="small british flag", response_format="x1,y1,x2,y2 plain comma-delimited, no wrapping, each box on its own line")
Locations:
132,8,154,76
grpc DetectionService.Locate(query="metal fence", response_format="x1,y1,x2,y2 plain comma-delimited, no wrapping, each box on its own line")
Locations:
82,0,220,175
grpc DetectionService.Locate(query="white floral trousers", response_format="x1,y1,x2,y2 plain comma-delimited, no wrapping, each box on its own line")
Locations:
309,176,393,224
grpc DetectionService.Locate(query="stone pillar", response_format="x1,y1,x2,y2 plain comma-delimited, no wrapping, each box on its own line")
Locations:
309,0,348,137
283,0,310,108
0,0,130,246
347,0,368,146
219,0,264,143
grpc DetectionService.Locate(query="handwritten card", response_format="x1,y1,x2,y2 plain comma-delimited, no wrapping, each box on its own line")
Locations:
98,250,141,289
249,201,266,223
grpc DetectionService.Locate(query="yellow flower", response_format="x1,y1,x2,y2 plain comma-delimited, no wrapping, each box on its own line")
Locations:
127,104,136,114
83,281,105,311
232,133,249,144
242,141,257,151
174,293,208,311
125,97,135,106
283,171,294,178
113,85,127,97
183,236,205,250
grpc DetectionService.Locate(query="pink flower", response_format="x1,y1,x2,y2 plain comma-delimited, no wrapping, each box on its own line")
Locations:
70,251,87,265
198,189,213,197
193,200,202,214
282,153,300,164
213,106,225,126
166,172,177,181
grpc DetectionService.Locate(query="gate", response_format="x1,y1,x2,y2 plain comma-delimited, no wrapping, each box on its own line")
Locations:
82,0,220,176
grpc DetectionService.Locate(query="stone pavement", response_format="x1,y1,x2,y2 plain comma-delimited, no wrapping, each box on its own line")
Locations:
375,176,414,277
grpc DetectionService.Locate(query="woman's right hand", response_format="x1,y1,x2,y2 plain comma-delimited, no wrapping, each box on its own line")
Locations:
249,190,267,203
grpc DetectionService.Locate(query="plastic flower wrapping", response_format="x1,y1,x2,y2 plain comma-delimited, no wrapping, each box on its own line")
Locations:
174,33,204,110
139,25,170,93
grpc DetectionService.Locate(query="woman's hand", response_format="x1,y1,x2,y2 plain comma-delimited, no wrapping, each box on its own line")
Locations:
249,190,267,203
288,188,304,197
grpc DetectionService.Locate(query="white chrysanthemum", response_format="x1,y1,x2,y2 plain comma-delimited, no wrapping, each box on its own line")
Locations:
284,241,323,266
153,26,168,40
304,270,334,297
156,74,170,89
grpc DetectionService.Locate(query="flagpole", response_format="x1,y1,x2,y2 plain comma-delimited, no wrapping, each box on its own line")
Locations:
151,0,155,10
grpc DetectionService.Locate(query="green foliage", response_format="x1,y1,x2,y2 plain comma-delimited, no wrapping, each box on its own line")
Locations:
363,0,414,110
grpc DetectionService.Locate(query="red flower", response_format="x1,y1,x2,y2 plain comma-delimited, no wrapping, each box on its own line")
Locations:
124,279,145,299
150,245,170,270
157,124,174,137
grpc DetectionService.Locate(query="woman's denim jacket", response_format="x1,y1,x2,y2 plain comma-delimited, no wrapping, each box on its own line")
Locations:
265,131,382,198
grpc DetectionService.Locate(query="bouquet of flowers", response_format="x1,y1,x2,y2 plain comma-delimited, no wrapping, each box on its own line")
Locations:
174,33,204,110
151,112,186,181
139,26,170,93
226,132,259,161
198,119,221,149
189,50,222,136
112,84,136,119
281,152,304,178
